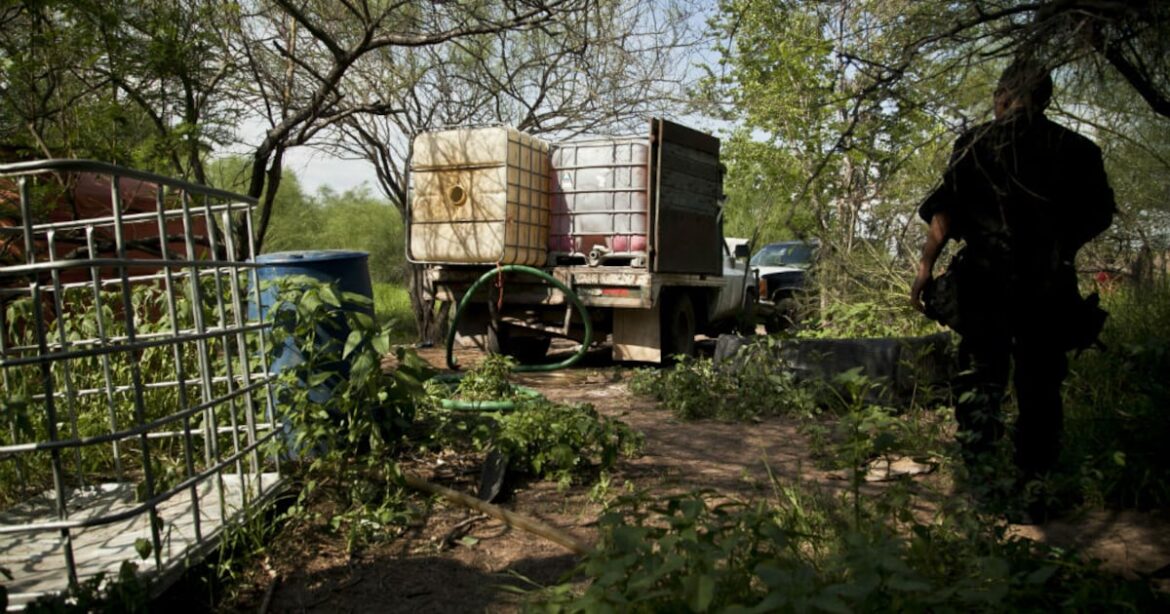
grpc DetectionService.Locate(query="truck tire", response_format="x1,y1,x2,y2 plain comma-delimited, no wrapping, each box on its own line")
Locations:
661,292,696,359
487,323,551,364
765,297,798,334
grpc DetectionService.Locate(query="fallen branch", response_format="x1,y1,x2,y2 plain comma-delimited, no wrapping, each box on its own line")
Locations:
401,472,592,556
441,513,489,550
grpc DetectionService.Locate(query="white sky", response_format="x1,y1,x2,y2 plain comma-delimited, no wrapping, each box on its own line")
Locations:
226,114,379,197
282,146,375,196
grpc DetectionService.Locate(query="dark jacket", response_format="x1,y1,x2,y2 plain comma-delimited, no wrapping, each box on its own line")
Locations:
919,112,1115,336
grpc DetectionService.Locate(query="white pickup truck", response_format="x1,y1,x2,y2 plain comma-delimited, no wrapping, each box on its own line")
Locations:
410,118,757,363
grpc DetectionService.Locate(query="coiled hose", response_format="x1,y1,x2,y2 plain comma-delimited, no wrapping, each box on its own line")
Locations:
407,265,597,551
439,264,592,411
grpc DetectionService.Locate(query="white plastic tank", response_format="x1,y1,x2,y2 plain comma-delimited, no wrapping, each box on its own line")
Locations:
550,137,651,266
409,127,550,265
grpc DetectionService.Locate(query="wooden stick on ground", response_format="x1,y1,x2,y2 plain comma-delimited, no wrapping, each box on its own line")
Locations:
401,472,592,556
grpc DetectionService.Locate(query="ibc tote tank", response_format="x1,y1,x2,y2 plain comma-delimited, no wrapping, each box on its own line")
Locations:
409,127,550,266
550,137,651,265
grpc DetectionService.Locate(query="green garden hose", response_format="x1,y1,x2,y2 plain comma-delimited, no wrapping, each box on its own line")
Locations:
431,373,542,411
437,264,592,411
430,265,591,508
445,265,592,373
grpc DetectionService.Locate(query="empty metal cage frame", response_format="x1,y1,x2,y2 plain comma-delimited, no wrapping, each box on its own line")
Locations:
0,160,283,608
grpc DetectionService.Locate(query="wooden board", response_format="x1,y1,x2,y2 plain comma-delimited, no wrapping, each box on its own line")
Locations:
613,306,662,363
650,118,723,275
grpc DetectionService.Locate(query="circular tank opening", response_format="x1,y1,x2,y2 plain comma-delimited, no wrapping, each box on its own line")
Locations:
448,184,468,207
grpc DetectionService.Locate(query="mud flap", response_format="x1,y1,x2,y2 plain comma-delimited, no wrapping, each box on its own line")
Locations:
613,305,662,363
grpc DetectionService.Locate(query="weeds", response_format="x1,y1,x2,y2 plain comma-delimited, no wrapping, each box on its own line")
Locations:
493,397,642,487
628,340,946,478
1,280,258,505
800,299,929,339
265,276,416,552
1062,281,1170,508
21,562,149,613
267,278,641,552
417,355,643,487
598,278,1170,611
628,338,818,421
453,354,518,402
535,484,1166,612
372,282,415,342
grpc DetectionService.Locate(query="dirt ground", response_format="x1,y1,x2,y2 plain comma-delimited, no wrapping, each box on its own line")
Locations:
225,341,1170,613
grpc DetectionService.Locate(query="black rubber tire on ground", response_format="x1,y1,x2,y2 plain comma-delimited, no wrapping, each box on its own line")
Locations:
661,292,696,359
765,296,799,334
487,323,552,364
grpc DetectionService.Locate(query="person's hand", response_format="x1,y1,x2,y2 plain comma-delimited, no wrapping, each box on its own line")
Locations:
910,265,931,313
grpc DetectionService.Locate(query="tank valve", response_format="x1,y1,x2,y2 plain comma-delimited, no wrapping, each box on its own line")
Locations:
587,245,611,267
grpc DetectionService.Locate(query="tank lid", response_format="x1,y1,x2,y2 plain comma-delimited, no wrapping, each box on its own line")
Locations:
254,250,369,264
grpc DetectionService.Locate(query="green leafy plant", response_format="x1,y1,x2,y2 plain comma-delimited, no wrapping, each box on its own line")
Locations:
264,275,420,551
454,354,518,402
415,356,643,486
1,277,273,505
535,484,1166,613
627,338,818,422
24,561,148,613
372,282,415,341
799,299,925,340
494,397,643,487
1062,281,1170,508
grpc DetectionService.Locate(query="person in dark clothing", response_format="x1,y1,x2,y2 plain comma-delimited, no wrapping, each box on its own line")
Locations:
910,59,1115,497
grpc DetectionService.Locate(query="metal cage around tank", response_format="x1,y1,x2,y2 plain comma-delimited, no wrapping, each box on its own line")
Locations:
0,160,283,609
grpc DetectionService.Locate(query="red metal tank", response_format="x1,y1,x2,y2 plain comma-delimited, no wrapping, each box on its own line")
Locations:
1,171,211,285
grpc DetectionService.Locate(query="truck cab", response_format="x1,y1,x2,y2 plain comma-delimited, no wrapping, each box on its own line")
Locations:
751,239,819,332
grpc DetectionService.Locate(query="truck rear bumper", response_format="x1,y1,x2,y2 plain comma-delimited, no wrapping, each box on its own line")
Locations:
425,265,725,310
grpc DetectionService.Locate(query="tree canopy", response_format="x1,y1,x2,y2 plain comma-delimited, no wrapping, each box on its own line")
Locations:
2,0,661,247
702,0,1169,306
3,0,1167,322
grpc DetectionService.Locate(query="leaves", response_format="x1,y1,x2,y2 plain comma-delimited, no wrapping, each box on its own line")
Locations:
539,486,1168,613
133,538,153,561
627,342,819,421
260,276,430,551
343,329,364,359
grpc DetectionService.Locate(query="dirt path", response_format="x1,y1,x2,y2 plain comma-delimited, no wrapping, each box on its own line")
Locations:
237,344,1169,612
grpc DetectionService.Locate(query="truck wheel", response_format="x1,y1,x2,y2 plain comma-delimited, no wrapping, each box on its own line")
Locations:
661,292,696,359
487,324,551,364
765,297,798,334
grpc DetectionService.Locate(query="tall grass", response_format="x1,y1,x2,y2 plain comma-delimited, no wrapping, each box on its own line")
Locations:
1063,280,1170,508
373,282,415,343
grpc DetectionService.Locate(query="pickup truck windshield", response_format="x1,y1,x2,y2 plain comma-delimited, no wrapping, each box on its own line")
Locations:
750,243,814,268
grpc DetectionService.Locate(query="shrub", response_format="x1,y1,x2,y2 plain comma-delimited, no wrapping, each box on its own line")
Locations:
1063,280,1170,507
417,356,643,486
627,339,817,421
536,485,1167,612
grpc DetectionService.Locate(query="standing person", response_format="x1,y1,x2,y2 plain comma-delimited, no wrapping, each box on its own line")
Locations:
910,58,1115,517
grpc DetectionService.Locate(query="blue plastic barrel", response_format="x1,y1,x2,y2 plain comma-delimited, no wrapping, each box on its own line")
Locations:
253,250,373,401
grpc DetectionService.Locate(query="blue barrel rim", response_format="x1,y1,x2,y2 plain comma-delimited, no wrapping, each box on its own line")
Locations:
254,249,370,264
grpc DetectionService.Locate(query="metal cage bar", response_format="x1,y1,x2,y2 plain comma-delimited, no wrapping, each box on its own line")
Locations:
0,159,283,609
